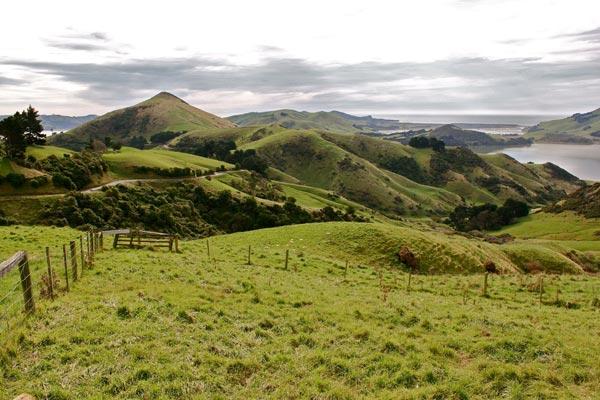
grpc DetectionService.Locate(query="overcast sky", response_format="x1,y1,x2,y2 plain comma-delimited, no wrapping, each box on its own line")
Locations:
1,0,600,119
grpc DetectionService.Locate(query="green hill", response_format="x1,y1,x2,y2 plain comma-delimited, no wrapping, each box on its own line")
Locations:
102,147,233,178
525,108,600,143
170,126,583,215
227,109,399,133
48,92,236,150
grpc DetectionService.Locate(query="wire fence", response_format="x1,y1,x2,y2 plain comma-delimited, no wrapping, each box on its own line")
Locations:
2,231,599,339
0,230,102,336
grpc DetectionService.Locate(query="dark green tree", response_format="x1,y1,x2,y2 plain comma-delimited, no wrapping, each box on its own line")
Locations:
23,106,45,145
0,113,27,159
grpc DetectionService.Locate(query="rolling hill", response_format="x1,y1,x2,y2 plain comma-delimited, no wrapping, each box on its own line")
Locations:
526,107,600,143
227,109,400,133
172,125,583,215
48,92,235,150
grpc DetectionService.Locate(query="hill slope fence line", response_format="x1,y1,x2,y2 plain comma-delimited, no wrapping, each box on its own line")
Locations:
0,230,102,336
106,228,179,252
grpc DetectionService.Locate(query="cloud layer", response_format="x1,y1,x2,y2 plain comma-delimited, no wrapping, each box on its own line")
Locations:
1,17,600,117
2,49,600,116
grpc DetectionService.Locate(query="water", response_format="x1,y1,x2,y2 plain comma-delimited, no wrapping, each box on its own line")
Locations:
376,114,563,126
485,144,600,182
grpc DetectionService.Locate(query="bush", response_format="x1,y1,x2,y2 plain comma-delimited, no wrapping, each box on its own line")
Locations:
29,175,48,188
5,172,26,188
39,183,366,237
38,151,107,190
52,173,76,190
447,199,530,232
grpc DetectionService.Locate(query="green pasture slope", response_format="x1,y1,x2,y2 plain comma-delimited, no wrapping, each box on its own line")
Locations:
102,147,233,177
1,223,599,399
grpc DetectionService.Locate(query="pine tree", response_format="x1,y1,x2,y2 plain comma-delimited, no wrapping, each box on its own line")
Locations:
0,112,27,159
23,105,45,145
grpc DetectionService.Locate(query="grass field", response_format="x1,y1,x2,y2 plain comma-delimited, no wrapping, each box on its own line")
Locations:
25,145,74,160
102,147,233,178
0,223,599,399
498,211,600,241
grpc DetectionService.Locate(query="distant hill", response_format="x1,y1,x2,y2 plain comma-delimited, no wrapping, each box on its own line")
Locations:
0,114,97,132
227,109,400,133
526,108,600,144
428,124,532,147
48,92,235,149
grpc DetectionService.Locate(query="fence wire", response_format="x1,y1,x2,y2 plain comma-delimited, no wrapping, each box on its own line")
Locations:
0,232,100,337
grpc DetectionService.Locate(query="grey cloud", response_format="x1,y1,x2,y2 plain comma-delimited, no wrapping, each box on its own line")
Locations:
44,30,114,52
45,41,109,51
90,32,109,41
560,26,600,43
0,76,22,86
2,53,600,114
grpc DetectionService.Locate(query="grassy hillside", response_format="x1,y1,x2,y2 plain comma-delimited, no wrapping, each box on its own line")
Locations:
525,108,600,143
169,126,584,214
48,92,236,150
102,147,233,178
25,145,74,160
241,129,461,215
319,132,582,206
227,109,399,133
1,224,599,399
498,211,600,241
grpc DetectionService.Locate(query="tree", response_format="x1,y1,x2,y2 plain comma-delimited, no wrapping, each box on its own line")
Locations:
127,136,147,149
0,106,44,159
0,113,27,159
23,106,45,145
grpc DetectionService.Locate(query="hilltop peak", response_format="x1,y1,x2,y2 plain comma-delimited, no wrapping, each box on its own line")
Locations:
148,91,188,104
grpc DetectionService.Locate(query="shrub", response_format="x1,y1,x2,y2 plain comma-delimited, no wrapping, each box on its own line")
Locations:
39,151,107,190
398,246,418,270
29,175,48,188
5,172,26,188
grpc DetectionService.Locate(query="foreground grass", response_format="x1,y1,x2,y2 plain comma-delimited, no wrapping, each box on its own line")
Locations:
0,224,599,399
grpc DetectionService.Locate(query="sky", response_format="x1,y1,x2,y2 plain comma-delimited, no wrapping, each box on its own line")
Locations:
1,0,600,120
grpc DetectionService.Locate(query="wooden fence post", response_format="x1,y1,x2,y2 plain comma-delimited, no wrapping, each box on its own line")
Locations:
482,272,488,297
99,232,103,251
70,241,78,281
62,244,69,291
284,249,289,270
113,233,119,249
206,239,211,261
79,236,85,273
247,245,251,265
539,275,544,306
18,252,35,314
45,247,54,300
